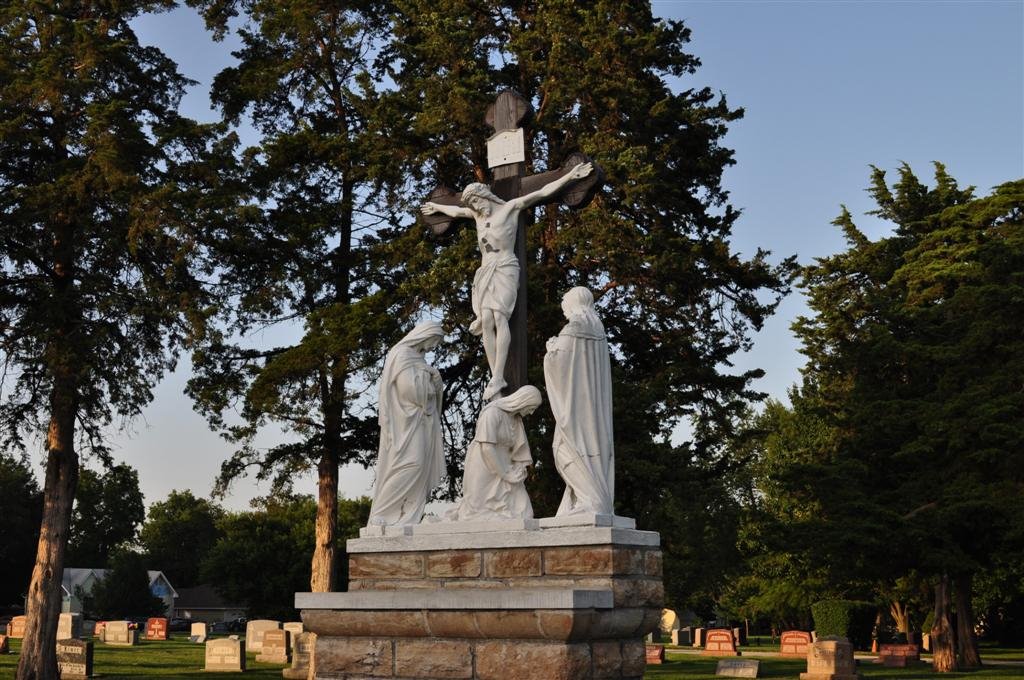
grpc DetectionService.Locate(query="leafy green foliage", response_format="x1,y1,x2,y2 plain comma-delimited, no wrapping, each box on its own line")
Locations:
84,551,166,619
201,496,370,619
182,0,419,589
140,490,225,588
747,166,1024,648
375,0,796,612
0,3,214,669
0,0,213,454
0,454,43,606
811,599,877,650
67,464,146,568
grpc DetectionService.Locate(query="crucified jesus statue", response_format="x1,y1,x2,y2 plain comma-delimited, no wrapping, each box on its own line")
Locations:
421,161,593,400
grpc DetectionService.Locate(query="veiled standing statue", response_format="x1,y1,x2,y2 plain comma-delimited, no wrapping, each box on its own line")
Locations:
544,287,615,516
447,385,543,522
367,321,446,527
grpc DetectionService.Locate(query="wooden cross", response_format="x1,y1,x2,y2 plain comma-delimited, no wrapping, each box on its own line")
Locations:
423,89,603,396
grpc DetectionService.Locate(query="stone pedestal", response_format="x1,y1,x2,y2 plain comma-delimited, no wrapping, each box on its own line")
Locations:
298,520,662,679
800,637,861,680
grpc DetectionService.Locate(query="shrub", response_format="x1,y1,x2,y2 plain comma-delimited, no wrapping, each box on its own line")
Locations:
811,599,876,650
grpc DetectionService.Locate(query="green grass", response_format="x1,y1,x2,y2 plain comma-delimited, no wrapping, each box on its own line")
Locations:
0,636,287,679
650,654,1024,679
2,636,1023,679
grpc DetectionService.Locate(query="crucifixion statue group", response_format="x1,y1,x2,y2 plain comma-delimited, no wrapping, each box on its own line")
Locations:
367,90,616,528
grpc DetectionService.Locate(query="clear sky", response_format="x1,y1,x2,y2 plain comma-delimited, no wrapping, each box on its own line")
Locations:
96,1,1023,511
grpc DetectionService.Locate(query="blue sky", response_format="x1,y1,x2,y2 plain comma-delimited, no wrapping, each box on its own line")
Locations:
109,1,1023,510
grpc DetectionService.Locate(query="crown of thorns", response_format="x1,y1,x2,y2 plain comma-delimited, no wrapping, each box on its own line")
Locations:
461,183,504,205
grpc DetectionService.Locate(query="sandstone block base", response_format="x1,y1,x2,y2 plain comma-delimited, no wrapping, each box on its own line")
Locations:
311,636,645,680
301,523,662,680
800,675,861,680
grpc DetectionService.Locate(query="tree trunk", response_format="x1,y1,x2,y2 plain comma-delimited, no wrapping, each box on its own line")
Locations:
890,600,910,639
931,573,958,672
17,383,79,680
954,573,981,668
310,448,339,592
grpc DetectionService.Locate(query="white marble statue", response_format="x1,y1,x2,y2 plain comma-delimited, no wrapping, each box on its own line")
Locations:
367,321,446,527
446,385,543,521
421,163,594,400
544,287,615,516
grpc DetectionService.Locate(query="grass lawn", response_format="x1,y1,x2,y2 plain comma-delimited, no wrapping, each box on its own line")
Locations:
651,653,1024,680
2,637,1022,679
0,636,287,679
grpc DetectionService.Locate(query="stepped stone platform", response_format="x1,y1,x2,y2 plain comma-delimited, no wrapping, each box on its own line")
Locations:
297,519,663,679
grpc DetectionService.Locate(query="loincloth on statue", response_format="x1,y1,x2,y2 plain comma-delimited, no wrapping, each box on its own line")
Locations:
472,254,519,318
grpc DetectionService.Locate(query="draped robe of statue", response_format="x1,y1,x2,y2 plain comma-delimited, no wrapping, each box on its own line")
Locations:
447,386,542,522
544,288,615,516
367,322,445,526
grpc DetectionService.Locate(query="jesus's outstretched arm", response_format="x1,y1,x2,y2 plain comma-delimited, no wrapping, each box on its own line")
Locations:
514,162,594,210
421,202,475,220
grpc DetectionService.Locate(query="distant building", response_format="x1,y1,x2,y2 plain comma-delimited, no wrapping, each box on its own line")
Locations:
61,568,178,615
172,584,246,623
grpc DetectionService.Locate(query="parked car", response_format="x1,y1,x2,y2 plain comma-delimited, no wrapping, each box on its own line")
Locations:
227,617,246,632
209,621,230,633
168,617,191,632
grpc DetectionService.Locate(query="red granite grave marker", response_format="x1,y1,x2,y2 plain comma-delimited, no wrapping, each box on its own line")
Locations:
646,644,665,664
8,616,26,639
780,630,812,657
145,617,169,641
877,643,920,667
702,628,740,656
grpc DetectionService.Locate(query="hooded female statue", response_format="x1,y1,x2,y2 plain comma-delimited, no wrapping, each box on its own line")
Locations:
367,321,446,526
544,287,615,516
447,385,543,521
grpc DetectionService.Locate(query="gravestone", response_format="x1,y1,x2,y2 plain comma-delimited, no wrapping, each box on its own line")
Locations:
145,617,169,641
93,621,105,640
672,628,692,646
57,612,82,640
692,627,705,647
800,637,860,680
780,630,812,657
733,626,748,646
0,634,8,654
716,659,760,678
205,637,246,672
256,629,290,664
921,633,931,651
56,638,93,679
282,621,303,640
8,616,26,639
103,621,138,646
191,622,208,643
877,643,920,667
702,628,740,656
282,632,315,680
245,619,280,652
645,644,665,664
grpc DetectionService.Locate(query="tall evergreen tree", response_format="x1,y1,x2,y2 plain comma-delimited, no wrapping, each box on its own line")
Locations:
184,0,410,592
376,0,796,609
0,3,210,677
792,166,1024,671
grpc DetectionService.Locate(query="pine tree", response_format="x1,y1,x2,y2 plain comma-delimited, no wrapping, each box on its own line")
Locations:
377,0,796,609
793,166,1024,670
184,0,413,591
0,3,210,677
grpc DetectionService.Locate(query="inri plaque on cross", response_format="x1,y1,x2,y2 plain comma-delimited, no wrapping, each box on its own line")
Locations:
422,90,603,397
